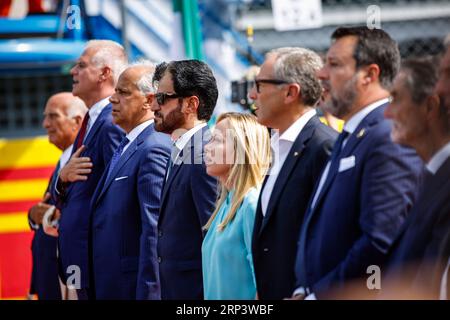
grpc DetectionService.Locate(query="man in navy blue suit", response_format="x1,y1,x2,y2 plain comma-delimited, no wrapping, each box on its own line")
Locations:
292,27,423,299
248,47,337,300
382,45,450,298
50,40,126,299
28,92,87,300
90,62,171,300
151,60,219,300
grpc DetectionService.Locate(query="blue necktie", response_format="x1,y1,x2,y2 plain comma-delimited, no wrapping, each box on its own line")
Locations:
106,137,129,182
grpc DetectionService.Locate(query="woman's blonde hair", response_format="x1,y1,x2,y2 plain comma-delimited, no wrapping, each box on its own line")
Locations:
203,112,271,232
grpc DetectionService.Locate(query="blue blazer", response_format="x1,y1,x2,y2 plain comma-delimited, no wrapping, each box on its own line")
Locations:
53,104,125,289
385,157,450,297
30,168,61,300
295,104,423,298
90,123,171,300
252,116,337,300
157,126,218,300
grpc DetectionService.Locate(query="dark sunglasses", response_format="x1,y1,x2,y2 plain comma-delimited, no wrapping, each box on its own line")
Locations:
253,79,289,93
155,92,185,105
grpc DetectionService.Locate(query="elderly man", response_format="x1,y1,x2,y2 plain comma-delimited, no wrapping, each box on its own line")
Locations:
293,26,423,299
29,92,87,300
248,47,337,300
151,60,219,300
383,41,450,298
51,40,126,299
90,62,171,300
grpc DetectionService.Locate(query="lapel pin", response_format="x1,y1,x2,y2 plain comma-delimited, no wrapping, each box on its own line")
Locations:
357,128,365,138
294,152,299,157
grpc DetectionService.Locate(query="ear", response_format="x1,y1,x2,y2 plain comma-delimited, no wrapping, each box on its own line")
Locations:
184,96,200,115
425,94,441,121
362,64,380,86
99,66,112,83
143,93,154,110
72,115,83,128
284,83,301,104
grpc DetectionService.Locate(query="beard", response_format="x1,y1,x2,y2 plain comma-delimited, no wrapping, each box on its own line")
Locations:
154,102,186,134
322,75,358,119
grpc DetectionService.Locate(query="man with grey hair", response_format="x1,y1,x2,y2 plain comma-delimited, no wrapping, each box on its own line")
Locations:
248,47,337,299
89,62,171,299
50,40,126,299
29,92,87,300
381,39,450,299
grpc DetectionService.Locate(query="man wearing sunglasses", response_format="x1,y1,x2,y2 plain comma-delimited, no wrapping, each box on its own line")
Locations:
248,47,338,300
151,60,219,300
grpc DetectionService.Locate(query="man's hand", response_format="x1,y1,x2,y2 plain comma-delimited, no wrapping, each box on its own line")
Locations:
42,206,61,237
59,145,93,183
29,193,52,225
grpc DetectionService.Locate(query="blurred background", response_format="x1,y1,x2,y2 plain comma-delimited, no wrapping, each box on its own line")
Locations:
0,0,448,299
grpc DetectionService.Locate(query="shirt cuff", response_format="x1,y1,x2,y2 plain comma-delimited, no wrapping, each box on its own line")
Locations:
305,293,317,300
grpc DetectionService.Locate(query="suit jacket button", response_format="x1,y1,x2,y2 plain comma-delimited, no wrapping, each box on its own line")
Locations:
263,248,269,252
158,230,163,237
157,257,162,263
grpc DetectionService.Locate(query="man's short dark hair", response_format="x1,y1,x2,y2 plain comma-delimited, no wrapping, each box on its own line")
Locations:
153,60,218,121
401,56,440,105
332,26,401,89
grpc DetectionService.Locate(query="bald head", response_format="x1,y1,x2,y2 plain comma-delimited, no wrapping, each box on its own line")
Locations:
109,62,156,133
43,92,87,150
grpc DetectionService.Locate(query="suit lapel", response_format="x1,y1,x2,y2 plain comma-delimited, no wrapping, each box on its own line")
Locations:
159,126,209,221
94,124,152,206
258,116,318,234
83,104,112,150
310,105,385,218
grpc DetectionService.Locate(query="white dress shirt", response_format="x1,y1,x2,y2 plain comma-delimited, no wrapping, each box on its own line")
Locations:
426,141,450,175
121,119,154,155
173,122,207,163
84,96,111,142
260,109,317,216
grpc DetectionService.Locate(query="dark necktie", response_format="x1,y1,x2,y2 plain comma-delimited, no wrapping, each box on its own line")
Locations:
165,144,180,181
75,113,90,151
105,137,129,182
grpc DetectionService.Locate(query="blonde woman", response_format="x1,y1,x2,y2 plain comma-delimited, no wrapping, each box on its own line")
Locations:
202,112,271,299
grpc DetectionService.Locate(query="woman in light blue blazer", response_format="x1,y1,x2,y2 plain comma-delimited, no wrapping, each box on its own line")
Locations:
202,112,271,299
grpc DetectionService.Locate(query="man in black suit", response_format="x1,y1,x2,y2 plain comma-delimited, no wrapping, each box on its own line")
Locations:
248,47,337,299
383,41,450,298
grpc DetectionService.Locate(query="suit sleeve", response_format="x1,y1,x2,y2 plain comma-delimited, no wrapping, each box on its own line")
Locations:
136,143,170,300
190,162,218,231
313,128,423,297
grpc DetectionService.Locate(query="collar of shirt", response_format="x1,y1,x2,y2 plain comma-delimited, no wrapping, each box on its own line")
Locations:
343,98,390,135
87,96,111,133
272,109,317,146
122,119,155,154
59,145,73,171
426,141,450,174
174,122,207,153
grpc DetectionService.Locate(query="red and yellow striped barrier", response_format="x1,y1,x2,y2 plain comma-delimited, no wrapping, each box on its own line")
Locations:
0,136,60,299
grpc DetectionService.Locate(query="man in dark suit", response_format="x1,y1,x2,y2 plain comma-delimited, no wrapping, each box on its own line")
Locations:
382,44,450,298
90,63,171,300
50,40,126,299
28,92,87,300
151,60,219,300
247,47,337,299
292,26,423,299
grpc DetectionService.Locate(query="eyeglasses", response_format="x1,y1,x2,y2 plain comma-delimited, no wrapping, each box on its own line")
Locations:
155,92,185,105
253,79,289,93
